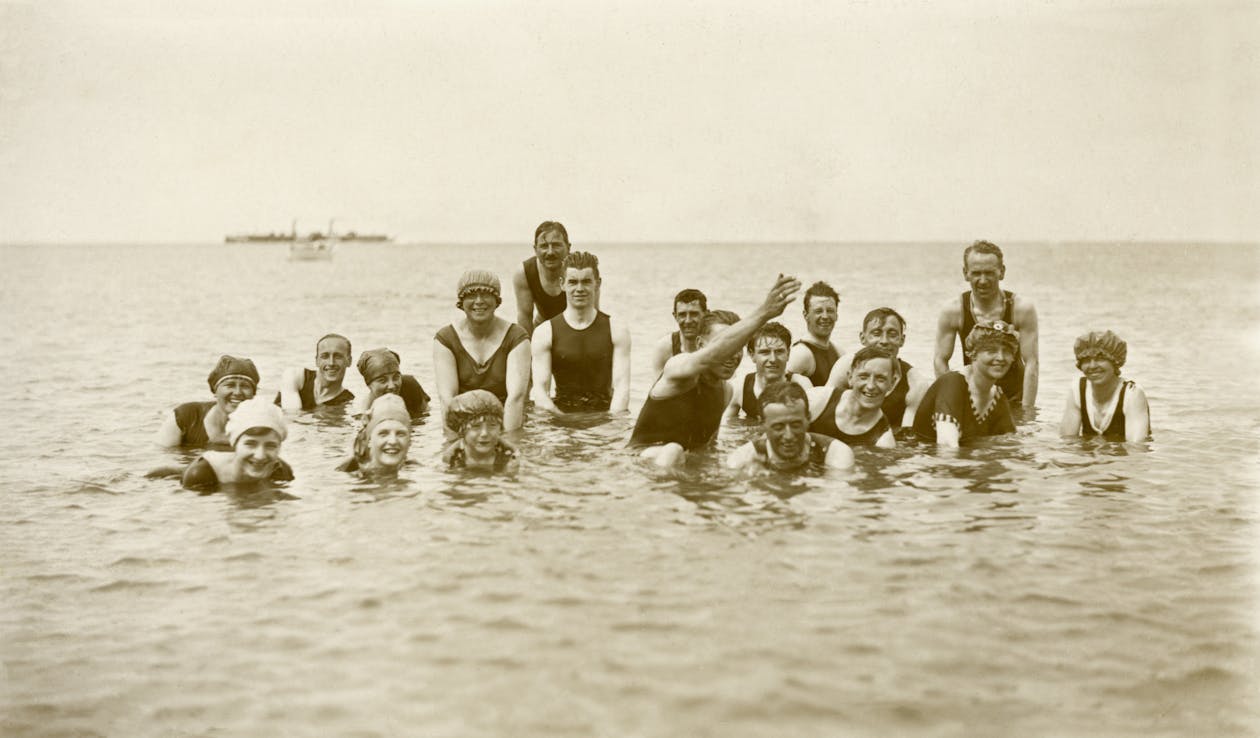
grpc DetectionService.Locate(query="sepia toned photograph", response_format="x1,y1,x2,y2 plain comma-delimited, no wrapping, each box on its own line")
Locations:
1,1,1256,736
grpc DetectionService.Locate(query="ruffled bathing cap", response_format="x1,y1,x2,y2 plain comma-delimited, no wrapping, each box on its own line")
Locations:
445,389,504,432
1074,330,1126,369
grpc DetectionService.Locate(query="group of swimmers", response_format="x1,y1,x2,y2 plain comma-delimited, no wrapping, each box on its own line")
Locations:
154,222,1152,489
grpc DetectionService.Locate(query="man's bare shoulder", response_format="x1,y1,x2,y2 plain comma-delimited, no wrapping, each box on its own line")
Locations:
1011,293,1038,321
937,296,964,323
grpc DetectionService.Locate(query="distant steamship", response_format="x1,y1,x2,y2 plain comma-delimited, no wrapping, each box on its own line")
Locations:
225,220,392,243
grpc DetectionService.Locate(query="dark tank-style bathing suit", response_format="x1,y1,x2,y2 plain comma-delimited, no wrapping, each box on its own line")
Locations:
808,387,892,447
173,401,216,447
740,372,800,421
523,257,567,322
1079,378,1133,441
550,311,614,412
273,368,355,410
400,375,430,418
751,432,835,470
628,378,727,451
960,290,1024,404
793,340,839,387
883,358,913,431
912,371,1014,443
435,323,529,402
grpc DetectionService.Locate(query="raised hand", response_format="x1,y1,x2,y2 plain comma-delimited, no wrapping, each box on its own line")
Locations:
761,274,802,317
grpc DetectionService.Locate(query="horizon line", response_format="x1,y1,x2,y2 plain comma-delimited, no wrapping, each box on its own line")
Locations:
3,238,1258,247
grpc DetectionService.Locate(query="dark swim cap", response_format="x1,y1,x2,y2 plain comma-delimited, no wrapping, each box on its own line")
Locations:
356,348,401,385
207,355,260,392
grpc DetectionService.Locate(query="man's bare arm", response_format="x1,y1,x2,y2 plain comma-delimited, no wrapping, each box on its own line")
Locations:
934,301,961,377
786,343,815,378
609,318,632,412
1015,298,1039,410
511,266,535,334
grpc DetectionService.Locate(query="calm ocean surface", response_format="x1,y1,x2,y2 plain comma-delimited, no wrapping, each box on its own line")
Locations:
1,241,1258,737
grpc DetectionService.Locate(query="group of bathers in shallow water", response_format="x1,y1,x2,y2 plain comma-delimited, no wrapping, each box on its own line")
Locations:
154,224,1152,488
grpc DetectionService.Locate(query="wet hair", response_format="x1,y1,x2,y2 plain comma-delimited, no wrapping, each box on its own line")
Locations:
861,308,907,334
700,309,741,334
963,240,1004,269
315,333,352,357
563,251,600,282
758,380,809,414
673,288,708,312
746,321,792,354
803,281,840,312
534,221,570,245
850,345,899,378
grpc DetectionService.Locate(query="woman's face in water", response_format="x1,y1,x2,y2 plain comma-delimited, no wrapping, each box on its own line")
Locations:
214,377,256,415
233,429,282,482
368,372,403,399
368,420,411,469
462,415,503,457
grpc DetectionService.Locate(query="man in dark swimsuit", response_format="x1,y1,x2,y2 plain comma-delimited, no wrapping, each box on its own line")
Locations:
276,333,355,410
512,220,571,335
650,288,707,377
826,308,929,431
727,380,852,471
725,321,812,421
629,274,801,468
530,251,631,413
934,240,1039,411
787,281,842,386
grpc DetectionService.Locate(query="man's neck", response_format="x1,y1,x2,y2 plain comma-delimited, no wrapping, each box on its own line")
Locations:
315,374,343,394
564,304,598,325
970,288,1006,314
764,437,811,470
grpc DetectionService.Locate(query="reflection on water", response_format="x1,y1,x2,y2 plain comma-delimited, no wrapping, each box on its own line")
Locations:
1,243,1257,737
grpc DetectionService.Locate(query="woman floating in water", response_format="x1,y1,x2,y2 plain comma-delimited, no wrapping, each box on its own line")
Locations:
353,347,430,419
912,321,1018,447
180,397,294,491
433,270,530,432
441,390,519,472
1059,330,1151,443
340,394,413,479
156,355,259,447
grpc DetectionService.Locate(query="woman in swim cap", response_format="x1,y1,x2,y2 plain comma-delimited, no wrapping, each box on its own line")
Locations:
1059,329,1151,442
180,397,294,490
353,348,430,418
155,355,260,447
339,394,413,478
433,270,530,432
911,321,1018,447
440,389,519,472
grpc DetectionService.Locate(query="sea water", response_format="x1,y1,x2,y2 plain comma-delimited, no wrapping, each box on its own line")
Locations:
1,241,1257,737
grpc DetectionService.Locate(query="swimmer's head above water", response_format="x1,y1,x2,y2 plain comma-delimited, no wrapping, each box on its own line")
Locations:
357,348,403,398
1074,330,1126,377
225,397,287,482
208,355,259,415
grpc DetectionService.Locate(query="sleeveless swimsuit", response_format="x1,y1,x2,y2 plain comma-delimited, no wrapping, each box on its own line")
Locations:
912,371,1015,443
550,311,614,412
808,388,892,447
882,358,913,430
740,372,799,421
435,323,529,402
173,401,216,447
793,340,839,386
400,375,430,418
960,290,1025,403
629,378,727,451
1079,377,1131,441
523,257,567,322
273,368,355,410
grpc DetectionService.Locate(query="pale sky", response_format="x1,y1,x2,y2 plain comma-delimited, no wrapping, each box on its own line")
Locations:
1,0,1256,243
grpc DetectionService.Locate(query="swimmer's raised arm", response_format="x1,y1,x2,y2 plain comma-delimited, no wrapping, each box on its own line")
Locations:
661,275,801,389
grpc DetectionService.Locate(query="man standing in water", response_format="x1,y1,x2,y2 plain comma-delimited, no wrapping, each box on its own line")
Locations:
276,333,355,410
727,380,852,471
649,288,708,377
629,274,801,468
786,281,842,386
725,321,812,420
934,240,1039,410
531,251,631,413
826,308,929,431
512,220,571,334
